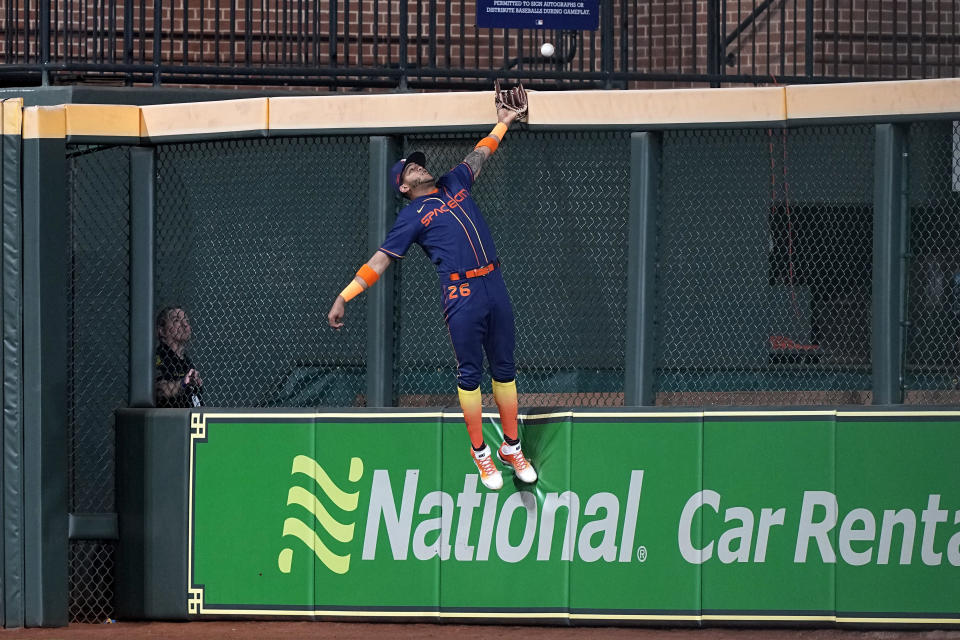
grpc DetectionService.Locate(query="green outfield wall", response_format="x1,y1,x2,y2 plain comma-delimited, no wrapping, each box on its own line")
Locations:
115,407,960,627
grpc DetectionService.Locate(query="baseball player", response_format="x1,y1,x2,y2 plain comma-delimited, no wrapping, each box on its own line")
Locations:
327,83,535,491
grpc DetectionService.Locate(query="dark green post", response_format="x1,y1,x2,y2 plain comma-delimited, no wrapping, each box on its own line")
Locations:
21,109,69,627
0,104,6,627
2,101,24,628
114,409,190,620
625,132,661,407
872,124,907,405
366,137,398,407
130,147,156,407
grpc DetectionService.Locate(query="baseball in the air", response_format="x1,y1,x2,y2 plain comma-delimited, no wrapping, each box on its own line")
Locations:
541,42,555,57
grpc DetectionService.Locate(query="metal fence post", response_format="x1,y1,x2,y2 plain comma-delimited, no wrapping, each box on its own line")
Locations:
130,148,156,408
872,123,907,405
601,0,614,89
707,0,721,87
124,0,134,85
805,0,815,77
152,0,162,86
366,137,398,407
625,132,660,407
39,0,50,85
21,106,69,627
399,1,408,91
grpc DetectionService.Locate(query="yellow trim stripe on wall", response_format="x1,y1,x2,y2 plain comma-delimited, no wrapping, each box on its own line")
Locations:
270,91,496,131
786,77,960,120
2,98,23,136
65,104,140,139
22,106,65,139
526,86,787,126
15,78,960,139
140,97,269,139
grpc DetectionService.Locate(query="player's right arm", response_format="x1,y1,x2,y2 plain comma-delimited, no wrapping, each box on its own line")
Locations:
327,250,393,329
462,108,518,180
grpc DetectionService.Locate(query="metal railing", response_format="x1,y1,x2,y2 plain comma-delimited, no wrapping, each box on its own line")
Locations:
2,1,959,90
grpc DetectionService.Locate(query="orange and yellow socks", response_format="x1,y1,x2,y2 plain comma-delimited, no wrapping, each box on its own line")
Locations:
492,378,519,443
457,385,484,449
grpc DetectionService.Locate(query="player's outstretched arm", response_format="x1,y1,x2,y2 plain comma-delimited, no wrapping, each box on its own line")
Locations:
328,250,393,329
463,104,519,180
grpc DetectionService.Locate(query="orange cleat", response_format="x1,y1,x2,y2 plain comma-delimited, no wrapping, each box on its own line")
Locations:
497,441,538,483
471,445,503,491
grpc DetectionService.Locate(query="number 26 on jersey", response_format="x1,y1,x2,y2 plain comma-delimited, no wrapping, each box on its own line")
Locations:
447,283,471,300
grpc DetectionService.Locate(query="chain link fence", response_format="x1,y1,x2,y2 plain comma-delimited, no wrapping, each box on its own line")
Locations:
66,144,130,623
654,125,875,406
60,118,960,623
155,137,370,408
68,541,115,623
394,131,630,408
905,120,960,404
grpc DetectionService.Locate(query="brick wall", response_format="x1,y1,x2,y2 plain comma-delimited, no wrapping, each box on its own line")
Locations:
2,0,957,88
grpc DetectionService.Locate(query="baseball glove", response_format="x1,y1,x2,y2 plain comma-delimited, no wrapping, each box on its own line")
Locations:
494,79,528,122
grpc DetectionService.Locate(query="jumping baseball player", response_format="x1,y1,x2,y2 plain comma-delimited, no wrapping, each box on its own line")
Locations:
327,82,535,491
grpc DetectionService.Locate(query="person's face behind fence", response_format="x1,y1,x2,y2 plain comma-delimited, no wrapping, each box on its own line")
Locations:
160,308,192,344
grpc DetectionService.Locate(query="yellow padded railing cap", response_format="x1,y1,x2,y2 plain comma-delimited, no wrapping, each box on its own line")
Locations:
527,87,787,126
2,98,23,136
140,97,269,139
10,78,960,139
269,91,496,131
22,106,65,139
785,78,960,120
65,104,140,138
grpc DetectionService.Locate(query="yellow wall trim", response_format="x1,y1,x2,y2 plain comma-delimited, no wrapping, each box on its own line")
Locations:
10,78,960,139
269,91,497,131
22,106,66,139
140,97,269,138
786,78,960,120
2,98,23,136
66,104,140,138
528,86,787,126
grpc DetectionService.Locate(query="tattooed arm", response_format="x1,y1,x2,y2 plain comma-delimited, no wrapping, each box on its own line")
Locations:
463,108,518,180
463,147,490,180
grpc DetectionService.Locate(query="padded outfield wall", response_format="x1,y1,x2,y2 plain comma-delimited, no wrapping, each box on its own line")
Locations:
2,79,960,627
116,407,960,627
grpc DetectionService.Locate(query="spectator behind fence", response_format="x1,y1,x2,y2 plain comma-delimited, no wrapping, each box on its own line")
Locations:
155,306,205,408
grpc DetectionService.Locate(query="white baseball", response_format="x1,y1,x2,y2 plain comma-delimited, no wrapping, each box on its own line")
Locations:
541,42,555,57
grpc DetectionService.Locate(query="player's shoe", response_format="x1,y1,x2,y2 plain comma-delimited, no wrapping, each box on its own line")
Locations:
471,445,503,491
497,441,538,483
